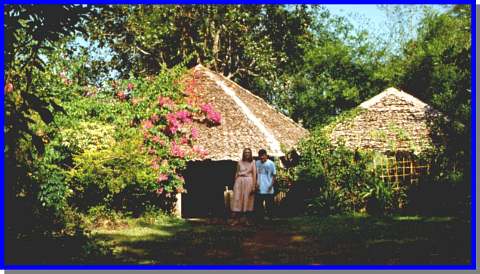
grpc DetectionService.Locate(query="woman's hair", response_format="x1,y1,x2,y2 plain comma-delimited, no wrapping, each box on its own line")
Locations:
242,148,253,162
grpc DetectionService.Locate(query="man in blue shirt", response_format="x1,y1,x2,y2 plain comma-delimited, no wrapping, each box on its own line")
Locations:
255,149,276,221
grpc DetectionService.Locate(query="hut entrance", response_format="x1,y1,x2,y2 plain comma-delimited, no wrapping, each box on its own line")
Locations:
181,160,237,218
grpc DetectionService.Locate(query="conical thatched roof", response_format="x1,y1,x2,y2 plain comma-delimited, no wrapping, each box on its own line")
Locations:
327,87,439,155
185,64,308,161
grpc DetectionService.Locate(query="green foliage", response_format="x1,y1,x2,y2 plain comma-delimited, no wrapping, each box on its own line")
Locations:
320,107,364,136
395,6,471,216
382,5,471,183
29,58,223,216
5,5,97,241
295,129,400,215
285,23,389,127
5,5,94,155
67,130,157,211
88,5,316,102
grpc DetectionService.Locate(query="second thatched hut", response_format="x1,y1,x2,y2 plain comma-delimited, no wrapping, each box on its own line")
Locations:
325,87,441,182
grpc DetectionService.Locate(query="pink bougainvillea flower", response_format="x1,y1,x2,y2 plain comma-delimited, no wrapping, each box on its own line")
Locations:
200,103,214,114
148,148,156,155
165,113,181,135
117,91,126,100
193,145,209,158
158,96,174,108
157,173,168,183
152,135,161,144
4,82,13,94
150,113,160,123
200,103,221,125
170,141,185,158
207,111,222,124
142,119,154,130
151,160,160,170
190,127,198,140
175,110,192,123
166,112,178,123
127,82,134,90
165,124,179,135
180,136,189,144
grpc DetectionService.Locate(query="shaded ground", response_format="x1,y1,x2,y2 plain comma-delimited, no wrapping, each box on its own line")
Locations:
87,215,470,265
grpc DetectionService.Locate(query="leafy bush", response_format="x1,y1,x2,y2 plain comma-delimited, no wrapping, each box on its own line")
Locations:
295,129,400,215
67,129,157,212
30,63,224,218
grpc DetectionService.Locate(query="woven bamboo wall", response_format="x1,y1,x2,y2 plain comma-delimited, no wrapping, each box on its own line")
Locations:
373,156,430,183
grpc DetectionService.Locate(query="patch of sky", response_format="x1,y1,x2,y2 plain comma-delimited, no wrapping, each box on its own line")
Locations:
323,4,452,55
71,35,120,87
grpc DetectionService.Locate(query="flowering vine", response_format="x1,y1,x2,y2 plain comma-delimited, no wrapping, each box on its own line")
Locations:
113,69,221,195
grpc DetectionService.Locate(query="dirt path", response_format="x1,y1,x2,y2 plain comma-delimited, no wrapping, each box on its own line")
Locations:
188,218,311,264
242,228,292,264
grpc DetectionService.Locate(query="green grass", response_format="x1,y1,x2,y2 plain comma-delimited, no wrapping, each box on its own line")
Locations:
84,214,471,265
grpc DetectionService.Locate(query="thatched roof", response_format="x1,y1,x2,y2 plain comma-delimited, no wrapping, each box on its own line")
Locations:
185,64,308,161
327,87,439,155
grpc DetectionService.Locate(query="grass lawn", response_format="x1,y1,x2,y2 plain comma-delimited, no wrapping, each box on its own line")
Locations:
87,214,471,265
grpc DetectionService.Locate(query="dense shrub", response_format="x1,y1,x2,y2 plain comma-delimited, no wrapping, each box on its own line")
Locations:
294,129,403,216
30,63,225,218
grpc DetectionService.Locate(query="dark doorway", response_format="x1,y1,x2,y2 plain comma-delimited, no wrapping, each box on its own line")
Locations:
181,160,236,218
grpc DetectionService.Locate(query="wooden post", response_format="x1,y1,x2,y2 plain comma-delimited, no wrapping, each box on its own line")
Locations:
394,158,399,183
386,157,390,181
410,161,415,184
380,157,385,181
174,193,182,218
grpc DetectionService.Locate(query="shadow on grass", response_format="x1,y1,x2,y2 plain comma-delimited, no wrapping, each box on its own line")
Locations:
6,215,471,265
92,219,258,265
279,215,471,265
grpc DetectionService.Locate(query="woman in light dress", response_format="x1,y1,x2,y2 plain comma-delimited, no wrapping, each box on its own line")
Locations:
229,148,257,226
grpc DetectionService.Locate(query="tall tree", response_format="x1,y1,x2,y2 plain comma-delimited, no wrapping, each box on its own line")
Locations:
4,4,94,233
87,5,316,100
282,10,390,127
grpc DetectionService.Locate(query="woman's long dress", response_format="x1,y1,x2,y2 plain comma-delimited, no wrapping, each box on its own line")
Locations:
231,160,256,212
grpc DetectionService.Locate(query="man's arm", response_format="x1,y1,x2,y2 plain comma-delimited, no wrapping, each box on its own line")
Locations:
269,161,276,191
271,161,277,186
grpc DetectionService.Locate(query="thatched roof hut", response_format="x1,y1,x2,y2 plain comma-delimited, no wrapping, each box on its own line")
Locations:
327,87,439,155
179,65,308,217
185,64,308,160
